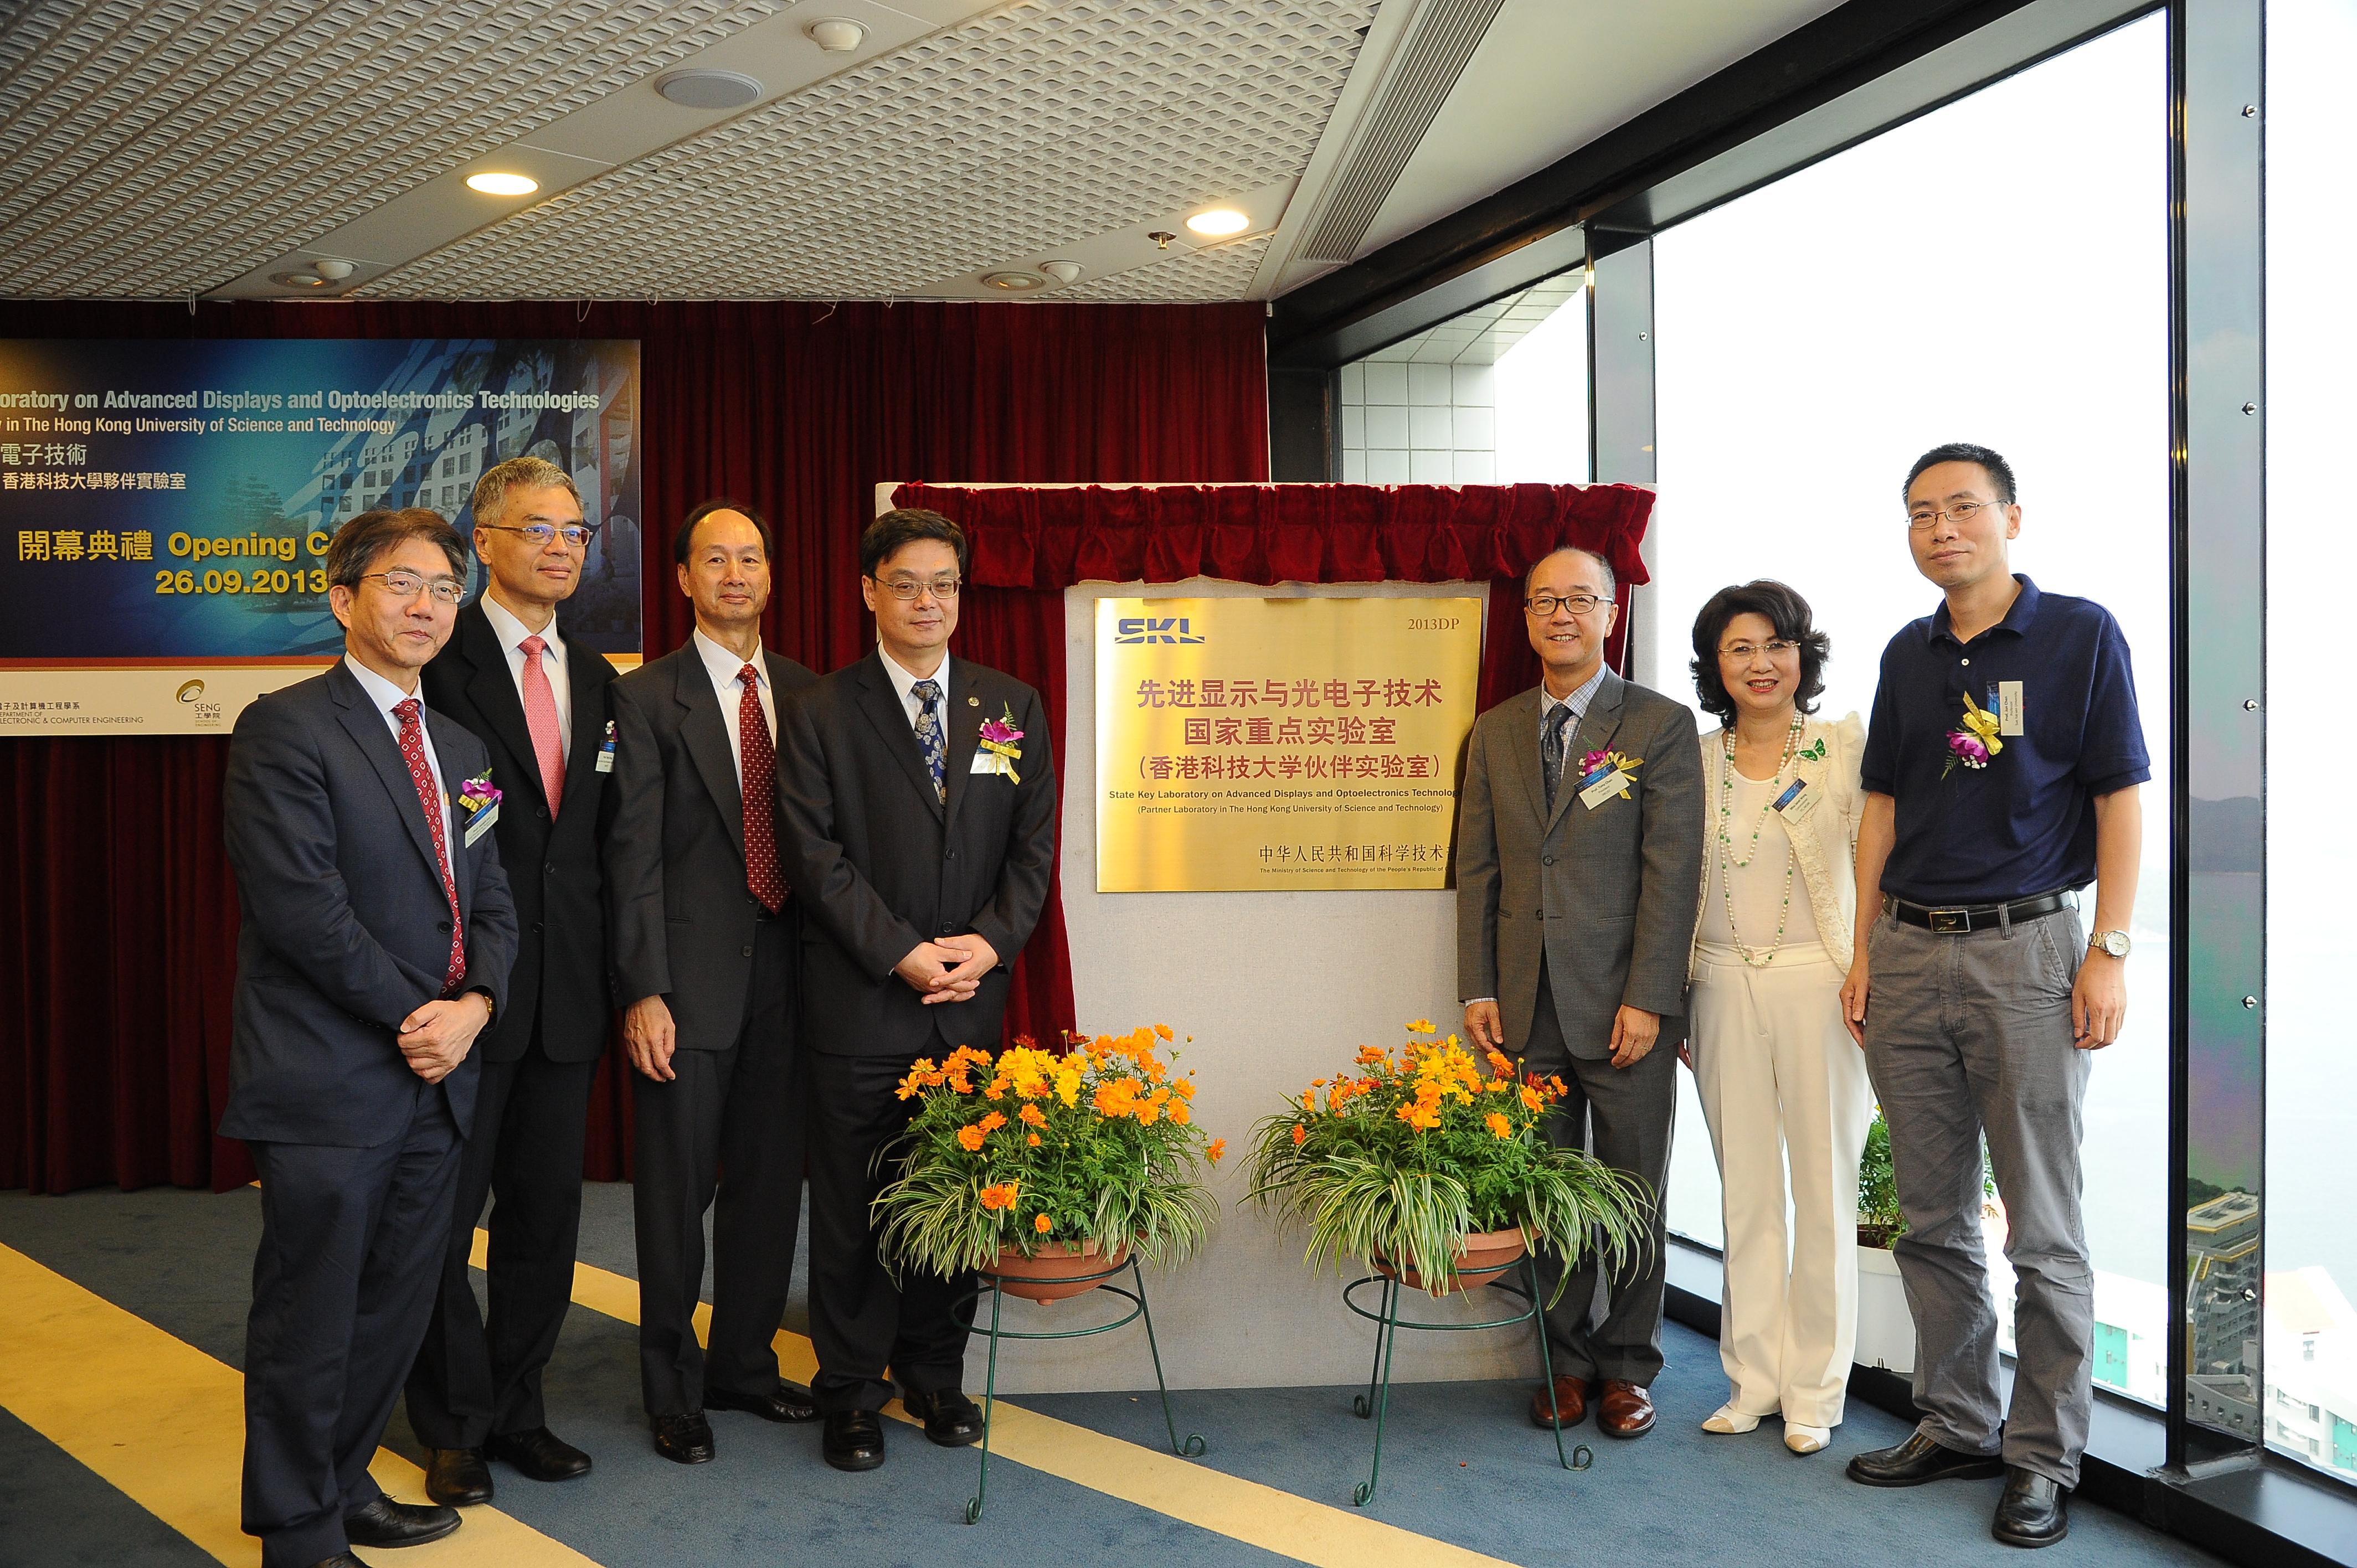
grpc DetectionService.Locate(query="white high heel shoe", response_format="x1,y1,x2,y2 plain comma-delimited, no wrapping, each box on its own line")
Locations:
1784,1422,1832,1454
1701,1404,1762,1435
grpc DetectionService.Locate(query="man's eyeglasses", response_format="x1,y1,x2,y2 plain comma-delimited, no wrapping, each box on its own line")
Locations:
1525,592,1605,617
478,522,596,549
1906,499,2003,532
1721,639,1799,662
361,569,466,606
876,575,963,601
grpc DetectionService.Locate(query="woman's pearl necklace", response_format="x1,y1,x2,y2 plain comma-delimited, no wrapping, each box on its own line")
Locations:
1717,711,1805,968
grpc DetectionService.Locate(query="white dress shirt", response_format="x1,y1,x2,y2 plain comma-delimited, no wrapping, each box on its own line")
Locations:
344,654,451,845
877,646,952,737
479,592,571,756
693,627,774,786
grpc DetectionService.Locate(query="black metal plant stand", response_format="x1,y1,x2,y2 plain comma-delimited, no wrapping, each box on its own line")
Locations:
951,1254,1206,1524
1341,1255,1593,1506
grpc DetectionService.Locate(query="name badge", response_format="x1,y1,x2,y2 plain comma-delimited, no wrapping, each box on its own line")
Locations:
463,801,498,847
596,719,617,773
1771,777,1821,822
1577,765,1632,809
1997,680,2025,737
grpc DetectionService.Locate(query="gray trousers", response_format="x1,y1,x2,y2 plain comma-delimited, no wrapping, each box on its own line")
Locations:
1861,904,2093,1488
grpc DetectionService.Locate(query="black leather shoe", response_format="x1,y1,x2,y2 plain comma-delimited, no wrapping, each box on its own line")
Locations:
306,1555,373,1567
822,1410,887,1472
902,1386,986,1447
1992,1466,2070,1548
1846,1429,2006,1487
704,1378,820,1423
651,1411,716,1465
342,1494,460,1549
487,1426,592,1482
423,1447,493,1507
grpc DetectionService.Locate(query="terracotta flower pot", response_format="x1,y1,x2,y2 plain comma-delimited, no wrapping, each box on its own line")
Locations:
982,1239,1131,1302
1374,1225,1529,1294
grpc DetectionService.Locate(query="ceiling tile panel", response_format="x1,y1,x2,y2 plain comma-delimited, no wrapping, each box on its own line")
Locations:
1054,234,1272,302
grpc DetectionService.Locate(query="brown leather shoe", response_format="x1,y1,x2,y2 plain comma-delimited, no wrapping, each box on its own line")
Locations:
1528,1375,1592,1429
1597,1379,1656,1437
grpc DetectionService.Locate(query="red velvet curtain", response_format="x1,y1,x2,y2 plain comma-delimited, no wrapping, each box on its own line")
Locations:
0,300,1268,1192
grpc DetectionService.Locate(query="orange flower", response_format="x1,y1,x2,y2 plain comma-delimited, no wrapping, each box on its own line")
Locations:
1520,1084,1545,1112
1169,1102,1191,1126
1291,1122,1308,1147
979,1182,1019,1211
977,1110,1007,1136
1206,1138,1227,1164
956,1125,986,1152
1035,1213,1053,1234
1484,1049,1515,1077
1026,1131,1042,1147
1018,1103,1048,1127
1485,1112,1513,1139
1154,1024,1174,1040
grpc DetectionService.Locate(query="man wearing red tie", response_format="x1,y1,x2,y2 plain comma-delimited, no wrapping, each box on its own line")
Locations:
605,501,819,1463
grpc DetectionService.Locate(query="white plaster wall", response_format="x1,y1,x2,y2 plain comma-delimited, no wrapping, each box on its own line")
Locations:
972,577,1551,1395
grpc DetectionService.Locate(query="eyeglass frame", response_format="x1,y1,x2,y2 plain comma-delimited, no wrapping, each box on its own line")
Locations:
1905,497,2011,532
1524,591,1609,617
476,521,599,550
357,569,467,606
1718,638,1800,662
869,574,964,601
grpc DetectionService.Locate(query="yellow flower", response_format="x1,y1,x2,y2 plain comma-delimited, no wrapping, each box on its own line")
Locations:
1407,1019,1436,1034
1206,1138,1227,1165
957,1125,986,1152
1486,1112,1513,1139
1035,1213,1053,1234
1054,1066,1083,1107
979,1182,1018,1211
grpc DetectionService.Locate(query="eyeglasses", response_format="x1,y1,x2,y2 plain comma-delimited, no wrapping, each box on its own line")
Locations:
1906,499,2003,532
876,575,962,601
478,522,596,549
1720,639,1799,662
1525,592,1605,617
361,569,466,605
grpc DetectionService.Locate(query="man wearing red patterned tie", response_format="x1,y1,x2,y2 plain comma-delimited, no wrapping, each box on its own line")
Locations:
222,508,517,1568
605,500,819,1464
408,458,620,1507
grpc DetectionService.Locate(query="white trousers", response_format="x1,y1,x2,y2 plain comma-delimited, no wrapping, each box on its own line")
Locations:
1690,946,1873,1426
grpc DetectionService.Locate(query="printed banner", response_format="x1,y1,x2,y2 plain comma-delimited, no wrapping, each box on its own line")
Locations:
0,338,642,734
1094,596,1483,891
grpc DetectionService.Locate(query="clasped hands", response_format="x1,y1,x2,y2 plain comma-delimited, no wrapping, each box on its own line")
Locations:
398,992,490,1084
896,933,998,1006
1463,998,1661,1069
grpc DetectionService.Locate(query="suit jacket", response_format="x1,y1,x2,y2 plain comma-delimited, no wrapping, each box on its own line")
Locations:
605,640,816,1050
420,601,619,1064
776,653,1058,1057
1455,669,1704,1061
219,661,519,1146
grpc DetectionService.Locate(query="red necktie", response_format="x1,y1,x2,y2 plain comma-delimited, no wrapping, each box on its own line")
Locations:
393,698,467,994
737,664,786,913
519,634,565,816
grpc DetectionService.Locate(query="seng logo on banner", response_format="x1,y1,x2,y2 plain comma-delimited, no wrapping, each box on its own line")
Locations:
0,338,642,735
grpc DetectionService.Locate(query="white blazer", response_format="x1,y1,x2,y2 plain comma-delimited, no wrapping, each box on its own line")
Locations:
1689,710,1866,977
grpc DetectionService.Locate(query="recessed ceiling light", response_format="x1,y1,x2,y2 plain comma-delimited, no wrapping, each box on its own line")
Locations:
1185,208,1250,238
270,272,331,288
1038,260,1083,285
981,271,1045,291
807,18,867,51
465,172,538,197
655,68,764,109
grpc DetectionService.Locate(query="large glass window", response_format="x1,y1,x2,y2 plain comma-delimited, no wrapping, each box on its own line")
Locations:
2263,0,2357,1486
1645,14,2173,1401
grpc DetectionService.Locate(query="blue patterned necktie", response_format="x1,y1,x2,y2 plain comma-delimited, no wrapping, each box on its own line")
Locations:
1542,701,1572,808
911,678,945,803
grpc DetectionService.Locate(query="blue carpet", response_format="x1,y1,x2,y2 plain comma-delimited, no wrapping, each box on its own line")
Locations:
0,1187,2221,1568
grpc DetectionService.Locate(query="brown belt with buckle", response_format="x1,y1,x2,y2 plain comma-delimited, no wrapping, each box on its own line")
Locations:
1885,891,2072,934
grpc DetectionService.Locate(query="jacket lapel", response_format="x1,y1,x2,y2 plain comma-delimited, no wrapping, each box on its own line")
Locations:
457,606,543,811
1548,670,1627,835
1499,688,1548,829
561,622,606,798
675,651,745,859
942,668,987,833
853,656,947,821
427,709,477,921
329,662,446,892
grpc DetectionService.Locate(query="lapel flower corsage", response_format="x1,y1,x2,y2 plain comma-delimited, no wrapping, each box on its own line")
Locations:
978,705,1025,783
1942,692,2004,778
1576,748,1644,802
456,769,501,815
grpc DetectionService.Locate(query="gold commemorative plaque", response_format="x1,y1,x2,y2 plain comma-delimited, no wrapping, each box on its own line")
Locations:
1094,596,1483,892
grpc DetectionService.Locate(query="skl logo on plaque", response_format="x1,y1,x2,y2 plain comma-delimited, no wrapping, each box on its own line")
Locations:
1094,596,1483,893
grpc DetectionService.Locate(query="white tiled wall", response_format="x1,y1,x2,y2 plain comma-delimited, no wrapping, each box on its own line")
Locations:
1336,357,1498,484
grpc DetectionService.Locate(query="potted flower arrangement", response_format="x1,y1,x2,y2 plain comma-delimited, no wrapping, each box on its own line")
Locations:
1247,1020,1650,1299
872,1027,1223,1302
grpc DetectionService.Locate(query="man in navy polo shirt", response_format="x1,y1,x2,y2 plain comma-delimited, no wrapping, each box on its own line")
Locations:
1836,443,2147,1550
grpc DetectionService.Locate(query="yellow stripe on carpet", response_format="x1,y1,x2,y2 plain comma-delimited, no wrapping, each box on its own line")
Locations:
512,1229,1522,1568
0,1241,603,1567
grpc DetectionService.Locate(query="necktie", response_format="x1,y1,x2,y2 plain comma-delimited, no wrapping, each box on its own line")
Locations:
519,634,565,816
737,664,785,913
1542,702,1573,809
393,698,467,994
910,678,946,804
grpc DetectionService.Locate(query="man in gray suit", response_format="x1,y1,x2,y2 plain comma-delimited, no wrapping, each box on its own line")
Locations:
1457,544,1704,1441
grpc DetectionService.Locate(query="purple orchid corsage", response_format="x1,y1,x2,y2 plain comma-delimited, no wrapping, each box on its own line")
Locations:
979,706,1025,783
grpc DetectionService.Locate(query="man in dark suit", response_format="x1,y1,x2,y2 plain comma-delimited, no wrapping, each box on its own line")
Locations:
222,508,518,1568
605,499,819,1464
776,507,1058,1473
406,457,618,1505
1456,544,1704,1442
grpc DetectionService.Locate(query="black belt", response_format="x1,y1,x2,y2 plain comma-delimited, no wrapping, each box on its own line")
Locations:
1885,891,2072,934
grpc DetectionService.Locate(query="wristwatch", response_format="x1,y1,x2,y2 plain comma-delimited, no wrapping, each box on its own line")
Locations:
469,986,497,1023
2090,930,2130,958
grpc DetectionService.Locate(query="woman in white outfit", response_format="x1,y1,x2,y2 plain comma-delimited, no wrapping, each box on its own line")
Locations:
1682,581,1872,1455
